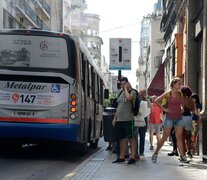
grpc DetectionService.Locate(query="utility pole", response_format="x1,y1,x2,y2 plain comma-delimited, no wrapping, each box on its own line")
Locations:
118,45,122,88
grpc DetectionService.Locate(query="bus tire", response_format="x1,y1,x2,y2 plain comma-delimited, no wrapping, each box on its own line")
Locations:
79,142,87,156
90,139,99,149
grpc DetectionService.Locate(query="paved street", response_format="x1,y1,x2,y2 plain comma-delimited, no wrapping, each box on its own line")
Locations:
66,134,207,180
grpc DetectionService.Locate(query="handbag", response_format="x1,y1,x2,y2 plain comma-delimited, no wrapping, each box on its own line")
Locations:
134,101,150,127
134,115,146,127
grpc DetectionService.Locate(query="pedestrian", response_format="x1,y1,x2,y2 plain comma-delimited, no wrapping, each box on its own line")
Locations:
112,77,137,164
180,86,196,159
136,89,149,156
190,93,202,155
148,95,163,151
105,98,116,151
151,77,188,163
134,96,150,159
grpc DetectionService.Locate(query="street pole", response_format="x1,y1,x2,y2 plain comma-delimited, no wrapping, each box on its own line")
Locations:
201,0,207,162
118,45,122,80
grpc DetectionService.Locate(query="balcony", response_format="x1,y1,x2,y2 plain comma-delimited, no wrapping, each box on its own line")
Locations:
154,56,162,68
160,0,186,41
16,0,38,26
136,69,147,77
4,0,16,17
33,0,51,19
36,16,50,30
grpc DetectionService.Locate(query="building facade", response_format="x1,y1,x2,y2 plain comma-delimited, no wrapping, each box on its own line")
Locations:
100,56,113,90
136,15,151,91
160,0,207,161
0,0,72,32
71,0,103,70
82,13,103,68
146,13,165,96
136,0,164,95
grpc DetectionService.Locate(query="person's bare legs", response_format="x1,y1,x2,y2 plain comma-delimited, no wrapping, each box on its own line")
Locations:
156,132,161,143
176,126,185,157
119,138,127,159
149,129,154,147
154,127,172,154
185,130,192,152
129,137,136,159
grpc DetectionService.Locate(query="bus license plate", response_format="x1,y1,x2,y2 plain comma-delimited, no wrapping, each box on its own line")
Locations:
14,110,35,117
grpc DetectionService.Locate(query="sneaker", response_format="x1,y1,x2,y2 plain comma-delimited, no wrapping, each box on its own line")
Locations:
180,156,190,163
140,154,145,156
127,158,136,165
187,152,193,159
151,153,158,163
150,146,154,150
112,158,125,163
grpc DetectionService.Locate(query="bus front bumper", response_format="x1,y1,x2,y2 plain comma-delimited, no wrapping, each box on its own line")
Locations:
0,122,81,143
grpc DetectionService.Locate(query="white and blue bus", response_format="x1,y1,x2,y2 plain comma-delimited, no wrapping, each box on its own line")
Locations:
0,30,105,154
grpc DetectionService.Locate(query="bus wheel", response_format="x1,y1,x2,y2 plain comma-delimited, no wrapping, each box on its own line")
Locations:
90,139,99,149
79,143,87,156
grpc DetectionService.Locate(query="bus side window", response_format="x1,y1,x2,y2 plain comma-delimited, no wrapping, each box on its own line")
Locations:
96,75,99,103
87,62,92,98
91,67,95,99
81,53,86,92
100,79,104,105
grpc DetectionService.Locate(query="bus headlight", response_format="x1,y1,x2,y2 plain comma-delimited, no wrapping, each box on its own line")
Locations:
70,107,76,113
70,100,77,106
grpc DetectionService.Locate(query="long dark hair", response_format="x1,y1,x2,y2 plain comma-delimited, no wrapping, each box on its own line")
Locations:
191,93,201,105
181,86,192,98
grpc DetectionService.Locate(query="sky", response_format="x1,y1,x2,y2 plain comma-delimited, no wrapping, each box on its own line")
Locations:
86,0,158,88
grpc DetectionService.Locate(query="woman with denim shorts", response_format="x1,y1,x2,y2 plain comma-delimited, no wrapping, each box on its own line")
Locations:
151,77,189,163
180,86,196,159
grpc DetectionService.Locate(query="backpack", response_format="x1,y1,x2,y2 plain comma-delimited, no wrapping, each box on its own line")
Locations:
161,91,171,107
161,90,183,108
117,89,141,116
130,89,141,116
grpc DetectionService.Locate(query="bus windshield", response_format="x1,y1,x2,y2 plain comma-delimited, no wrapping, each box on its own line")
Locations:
0,35,68,69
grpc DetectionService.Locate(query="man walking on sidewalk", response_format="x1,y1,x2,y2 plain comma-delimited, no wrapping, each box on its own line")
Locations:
112,77,137,165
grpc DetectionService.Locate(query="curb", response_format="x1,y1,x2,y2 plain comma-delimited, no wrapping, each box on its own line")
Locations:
62,145,107,180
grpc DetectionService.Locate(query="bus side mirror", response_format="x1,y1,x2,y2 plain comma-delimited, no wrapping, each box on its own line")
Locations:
104,89,109,99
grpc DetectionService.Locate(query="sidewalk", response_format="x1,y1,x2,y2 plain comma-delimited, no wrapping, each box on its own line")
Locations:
65,134,207,180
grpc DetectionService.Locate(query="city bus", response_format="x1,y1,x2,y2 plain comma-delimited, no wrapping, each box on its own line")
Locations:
0,29,105,154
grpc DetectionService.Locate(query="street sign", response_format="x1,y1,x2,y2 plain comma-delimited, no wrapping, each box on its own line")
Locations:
109,38,131,70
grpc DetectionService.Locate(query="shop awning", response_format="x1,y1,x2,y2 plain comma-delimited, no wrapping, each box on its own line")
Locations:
147,64,164,96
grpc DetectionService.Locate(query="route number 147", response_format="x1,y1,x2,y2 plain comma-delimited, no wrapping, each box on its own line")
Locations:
20,95,36,103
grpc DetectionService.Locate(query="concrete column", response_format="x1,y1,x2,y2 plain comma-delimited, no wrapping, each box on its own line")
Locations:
201,0,207,162
0,0,3,29
186,0,197,91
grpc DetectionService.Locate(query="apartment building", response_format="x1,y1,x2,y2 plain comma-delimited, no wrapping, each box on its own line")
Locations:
0,0,72,32
136,15,151,91
136,0,164,95
71,0,103,69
